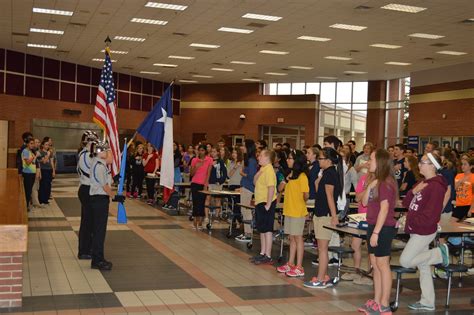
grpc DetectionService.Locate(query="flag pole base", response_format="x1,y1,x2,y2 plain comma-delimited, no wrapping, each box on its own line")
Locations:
117,202,127,224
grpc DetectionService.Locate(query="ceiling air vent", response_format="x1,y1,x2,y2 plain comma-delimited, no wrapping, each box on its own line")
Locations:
347,62,361,66
212,62,223,66
79,10,91,14
247,22,267,28
349,50,360,53
12,32,28,37
136,56,150,60
461,19,474,24
281,68,290,71
355,5,372,10
430,43,450,47
423,57,434,60
265,41,278,45
172,32,188,36
122,66,134,70
56,50,70,53
188,71,199,75
195,49,211,52
68,22,87,27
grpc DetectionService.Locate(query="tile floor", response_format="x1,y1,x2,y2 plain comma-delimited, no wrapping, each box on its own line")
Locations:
3,174,474,314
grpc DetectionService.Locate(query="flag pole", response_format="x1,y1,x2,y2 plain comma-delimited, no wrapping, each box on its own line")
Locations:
102,35,112,142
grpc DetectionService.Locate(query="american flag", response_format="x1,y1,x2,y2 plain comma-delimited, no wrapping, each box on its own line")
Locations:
93,48,120,176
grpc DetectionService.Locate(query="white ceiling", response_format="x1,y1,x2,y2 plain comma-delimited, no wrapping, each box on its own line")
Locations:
1,0,473,84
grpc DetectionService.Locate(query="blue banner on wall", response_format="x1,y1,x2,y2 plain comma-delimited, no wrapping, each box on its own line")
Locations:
407,136,419,149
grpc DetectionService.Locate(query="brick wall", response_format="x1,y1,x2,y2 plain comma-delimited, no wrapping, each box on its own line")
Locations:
0,253,23,308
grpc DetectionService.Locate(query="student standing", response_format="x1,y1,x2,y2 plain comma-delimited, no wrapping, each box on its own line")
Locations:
236,140,258,243
277,150,309,277
251,149,277,265
399,153,450,311
358,149,398,315
125,142,136,198
393,144,407,188
453,157,474,220
190,145,213,230
228,149,243,228
354,142,374,180
38,139,54,205
304,148,343,289
439,149,457,223
21,138,38,211
31,138,42,208
130,144,145,198
77,131,98,260
89,141,117,270
400,155,422,196
206,147,227,221
143,143,159,205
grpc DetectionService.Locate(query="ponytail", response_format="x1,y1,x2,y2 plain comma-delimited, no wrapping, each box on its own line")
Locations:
335,154,344,198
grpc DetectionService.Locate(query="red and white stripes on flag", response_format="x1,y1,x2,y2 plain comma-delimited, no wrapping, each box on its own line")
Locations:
93,49,120,176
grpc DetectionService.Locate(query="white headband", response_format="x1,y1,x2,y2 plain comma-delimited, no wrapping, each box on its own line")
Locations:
427,153,442,170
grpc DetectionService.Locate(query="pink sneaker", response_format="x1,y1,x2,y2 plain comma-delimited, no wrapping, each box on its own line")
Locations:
133,192,138,198
286,266,305,277
357,299,376,313
126,192,132,198
276,263,292,273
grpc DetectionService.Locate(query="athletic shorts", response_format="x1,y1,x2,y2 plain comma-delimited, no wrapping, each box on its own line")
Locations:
255,201,276,233
284,216,306,236
367,224,397,257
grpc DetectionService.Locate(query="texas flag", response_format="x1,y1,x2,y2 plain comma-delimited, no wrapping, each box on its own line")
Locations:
137,84,174,189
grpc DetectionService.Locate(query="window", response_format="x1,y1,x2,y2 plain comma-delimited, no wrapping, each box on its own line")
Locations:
384,78,409,147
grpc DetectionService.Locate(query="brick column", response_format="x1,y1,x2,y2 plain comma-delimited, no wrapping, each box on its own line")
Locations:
366,80,386,148
0,253,23,308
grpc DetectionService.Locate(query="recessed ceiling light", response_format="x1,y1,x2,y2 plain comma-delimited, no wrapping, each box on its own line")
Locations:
370,43,402,49
27,43,57,49
230,61,256,65
168,55,195,60
330,23,367,31
145,2,187,10
101,49,128,55
325,56,352,61
114,36,146,42
265,72,288,76
192,75,213,78
385,61,411,66
190,43,220,49
344,70,367,74
316,76,338,80
211,68,234,72
179,79,198,83
259,50,289,55
32,8,73,16
409,33,444,39
153,63,178,67
242,78,262,82
436,50,468,56
218,27,254,34
381,4,427,13
92,58,117,62
30,28,64,35
131,18,168,25
289,66,314,70
297,35,331,42
140,71,160,74
242,13,282,21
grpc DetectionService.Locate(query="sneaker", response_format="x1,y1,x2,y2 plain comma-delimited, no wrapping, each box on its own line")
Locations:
249,254,264,263
439,243,450,267
276,263,293,273
311,259,319,266
433,267,448,279
146,199,154,205
304,240,314,247
91,260,113,271
353,275,374,286
329,258,339,266
378,304,392,315
303,275,333,289
407,302,435,311
286,266,305,277
357,299,376,313
235,235,252,243
362,301,381,314
254,255,273,265
133,192,138,198
341,272,359,281
126,192,132,198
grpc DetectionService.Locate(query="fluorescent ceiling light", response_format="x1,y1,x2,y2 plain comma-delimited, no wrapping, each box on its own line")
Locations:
259,50,289,55
30,28,64,35
344,70,367,74
409,33,444,39
179,79,198,83
190,43,220,49
101,49,128,55
381,4,427,13
242,13,282,21
370,43,402,49
92,58,117,62
211,68,234,72
218,27,253,34
242,78,261,82
114,36,146,42
316,76,338,80
297,35,331,42
27,43,57,49
131,18,168,25
289,66,313,70
385,61,411,66
153,63,178,67
436,50,467,56
330,23,367,31
265,72,287,76
32,8,73,16
140,71,160,74
168,55,195,60
145,2,187,10
230,61,256,65
192,75,213,78
325,56,352,61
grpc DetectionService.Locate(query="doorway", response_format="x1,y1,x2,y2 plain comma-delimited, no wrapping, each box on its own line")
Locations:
0,120,8,168
260,125,305,149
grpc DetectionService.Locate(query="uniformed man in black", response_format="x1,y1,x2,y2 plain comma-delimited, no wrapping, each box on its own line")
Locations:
77,131,98,260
